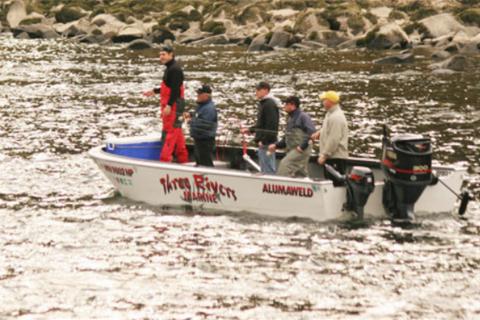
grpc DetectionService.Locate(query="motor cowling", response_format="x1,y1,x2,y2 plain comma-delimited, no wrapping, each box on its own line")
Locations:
382,134,433,220
344,166,375,219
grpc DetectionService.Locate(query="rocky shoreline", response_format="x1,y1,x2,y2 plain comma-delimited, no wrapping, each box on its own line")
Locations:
1,0,479,72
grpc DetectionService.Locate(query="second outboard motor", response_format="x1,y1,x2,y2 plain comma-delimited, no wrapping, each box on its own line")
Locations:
382,133,433,220
344,166,375,219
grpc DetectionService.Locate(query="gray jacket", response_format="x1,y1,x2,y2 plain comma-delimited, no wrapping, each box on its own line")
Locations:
319,105,348,159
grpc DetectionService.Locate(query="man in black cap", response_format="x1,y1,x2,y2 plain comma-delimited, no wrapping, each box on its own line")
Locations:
184,84,218,167
268,96,316,177
244,81,280,174
143,45,188,163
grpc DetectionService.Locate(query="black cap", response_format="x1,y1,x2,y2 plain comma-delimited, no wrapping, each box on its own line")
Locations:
160,44,174,53
255,81,270,90
196,84,212,94
283,96,300,108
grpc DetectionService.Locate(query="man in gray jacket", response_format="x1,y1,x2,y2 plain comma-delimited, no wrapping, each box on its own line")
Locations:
313,90,349,181
268,96,316,177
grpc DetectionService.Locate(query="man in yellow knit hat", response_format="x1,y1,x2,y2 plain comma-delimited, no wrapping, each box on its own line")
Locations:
312,90,349,183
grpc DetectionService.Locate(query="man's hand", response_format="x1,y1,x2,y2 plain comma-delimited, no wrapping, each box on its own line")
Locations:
317,154,327,165
163,105,171,116
268,144,276,154
143,90,154,97
296,146,303,153
311,130,320,141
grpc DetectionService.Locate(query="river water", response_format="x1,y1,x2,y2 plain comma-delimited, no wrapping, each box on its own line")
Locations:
0,33,479,319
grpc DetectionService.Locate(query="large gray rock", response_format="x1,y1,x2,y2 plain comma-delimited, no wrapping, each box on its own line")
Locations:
268,31,291,48
299,40,327,49
12,23,59,39
79,34,109,44
126,39,153,50
461,33,480,53
318,30,350,47
374,52,414,64
366,23,410,49
419,14,464,39
190,34,230,46
248,33,272,52
91,14,126,38
430,55,472,72
150,27,176,44
432,50,451,60
294,10,329,39
7,0,27,28
112,23,146,43
57,18,93,37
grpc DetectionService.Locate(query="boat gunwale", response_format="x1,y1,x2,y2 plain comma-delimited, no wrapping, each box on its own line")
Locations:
88,146,465,187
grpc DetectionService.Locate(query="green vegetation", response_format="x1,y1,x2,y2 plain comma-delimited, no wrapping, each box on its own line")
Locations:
19,18,43,25
397,1,438,21
347,14,365,34
459,8,480,27
201,20,226,34
55,6,86,23
388,10,406,21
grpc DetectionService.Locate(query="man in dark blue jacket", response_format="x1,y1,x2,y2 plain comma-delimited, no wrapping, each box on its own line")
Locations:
186,84,218,167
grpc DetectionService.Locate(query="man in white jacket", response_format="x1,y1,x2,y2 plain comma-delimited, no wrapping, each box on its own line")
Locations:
313,91,349,181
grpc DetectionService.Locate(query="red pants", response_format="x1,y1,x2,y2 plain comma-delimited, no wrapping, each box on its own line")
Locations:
160,128,189,163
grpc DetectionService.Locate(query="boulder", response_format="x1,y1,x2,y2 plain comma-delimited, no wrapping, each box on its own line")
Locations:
430,55,472,72
190,34,230,46
294,10,329,39
432,33,454,47
452,30,472,46
299,40,327,49
268,9,298,21
374,52,414,64
16,31,30,39
58,18,93,37
112,23,146,43
79,34,109,44
91,14,126,37
365,23,410,49
7,0,27,28
431,50,451,60
248,33,273,52
318,30,350,47
268,31,291,48
150,26,176,44
370,7,392,21
419,13,464,39
12,23,59,39
461,33,480,53
55,6,86,24
126,39,153,50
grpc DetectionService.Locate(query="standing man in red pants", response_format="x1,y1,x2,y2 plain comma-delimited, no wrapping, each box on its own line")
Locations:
144,45,189,163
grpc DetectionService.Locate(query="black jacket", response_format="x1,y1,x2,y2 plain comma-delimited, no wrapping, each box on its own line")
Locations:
249,97,279,145
154,59,184,107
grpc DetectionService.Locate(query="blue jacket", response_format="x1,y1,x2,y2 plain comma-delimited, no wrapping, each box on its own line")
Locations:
190,99,218,140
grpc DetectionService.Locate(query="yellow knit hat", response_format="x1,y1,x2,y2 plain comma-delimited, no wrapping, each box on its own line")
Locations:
319,91,340,103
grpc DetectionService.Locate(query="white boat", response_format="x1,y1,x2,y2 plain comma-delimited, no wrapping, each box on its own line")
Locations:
88,133,468,222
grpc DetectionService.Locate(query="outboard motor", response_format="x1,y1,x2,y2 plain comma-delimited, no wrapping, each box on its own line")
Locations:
344,166,375,219
325,164,375,219
382,133,433,220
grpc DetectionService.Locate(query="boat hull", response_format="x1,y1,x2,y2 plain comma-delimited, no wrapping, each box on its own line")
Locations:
89,137,465,222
